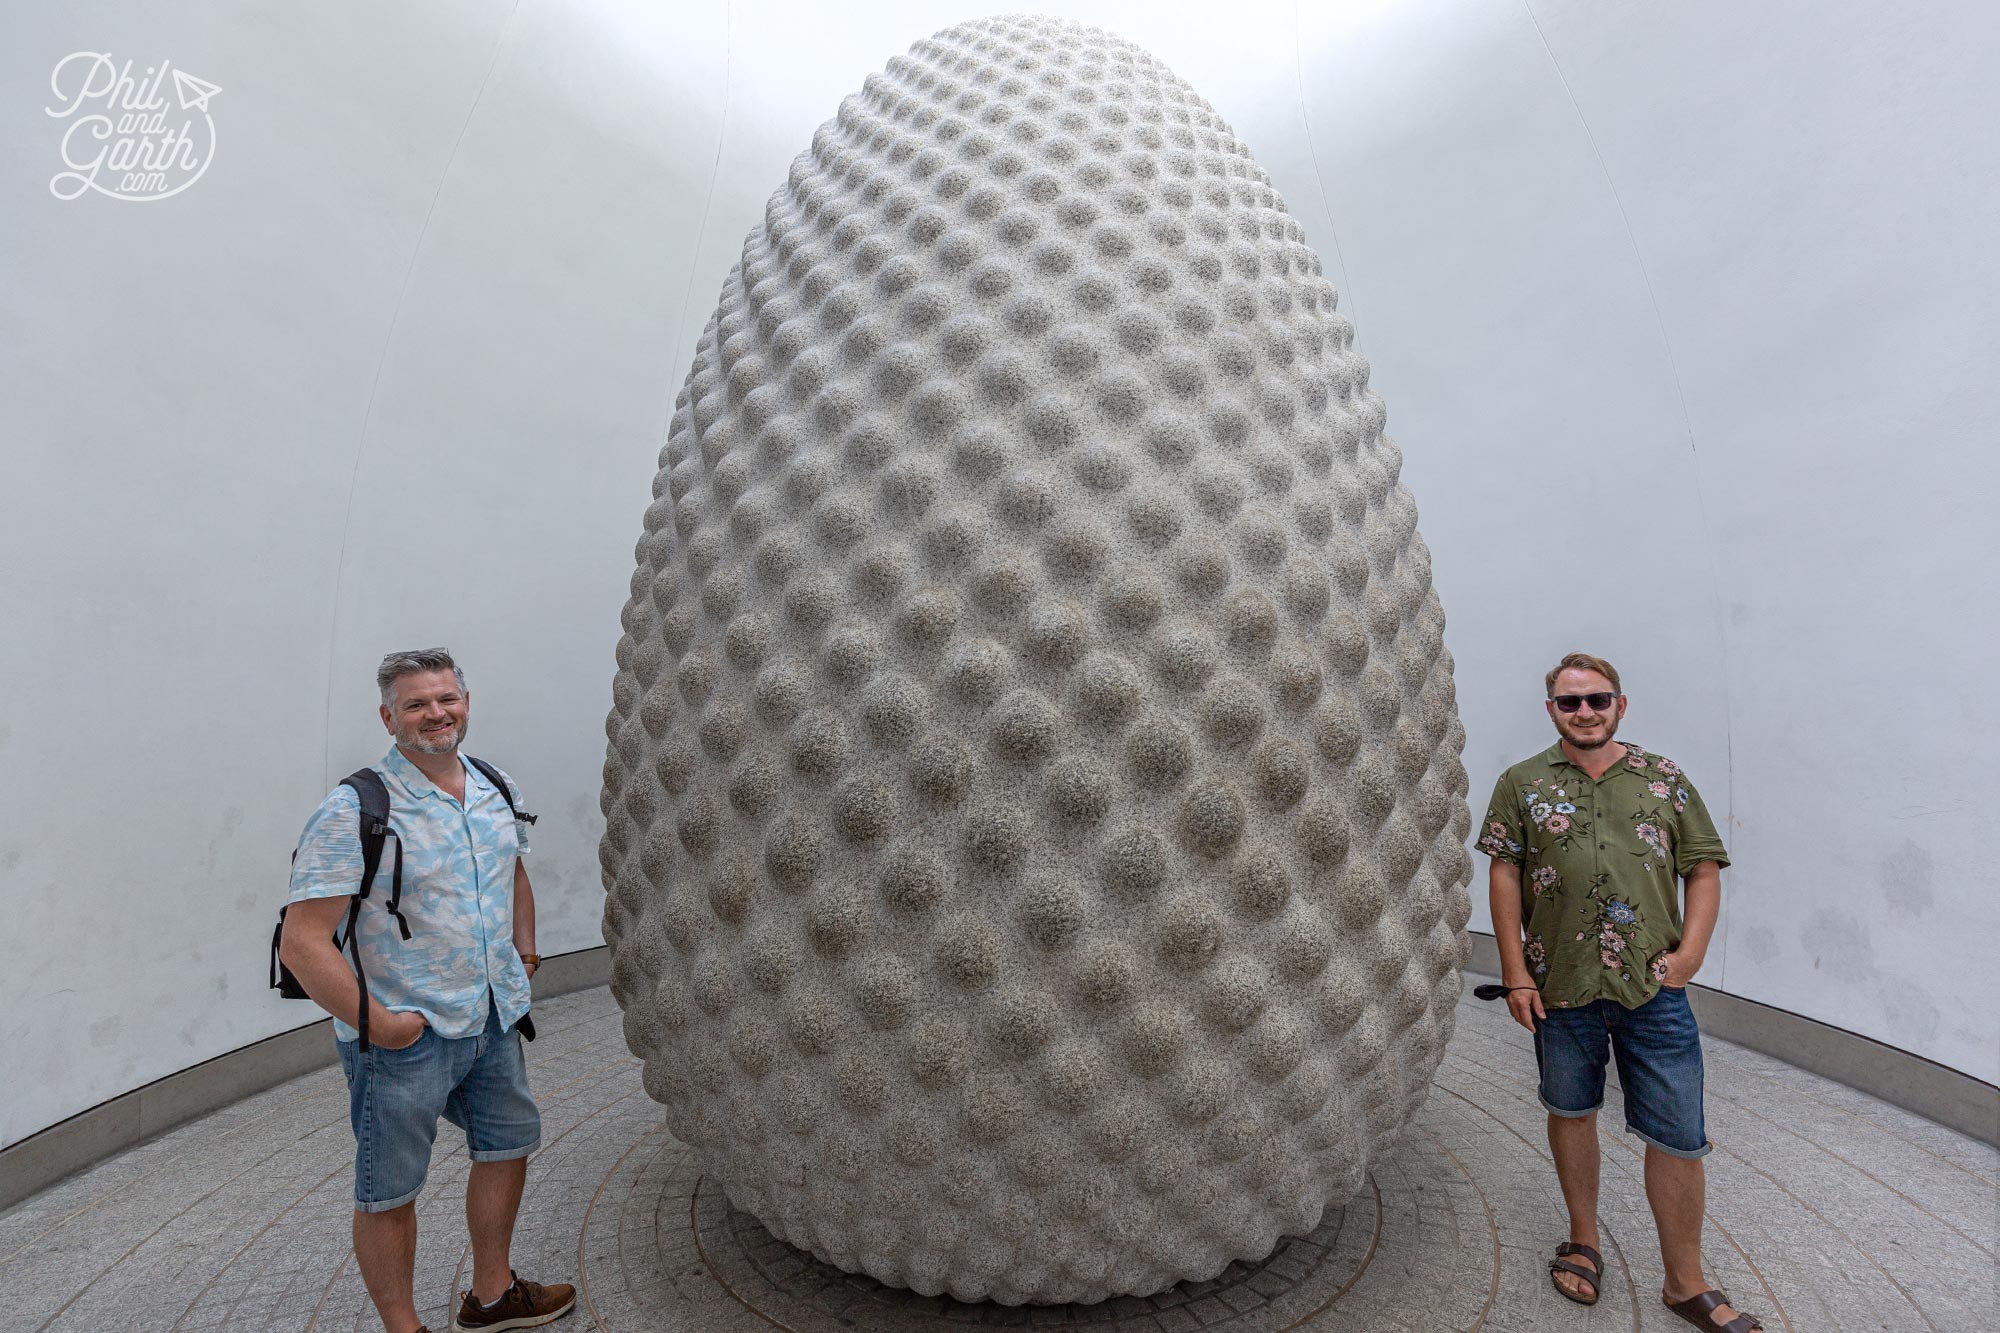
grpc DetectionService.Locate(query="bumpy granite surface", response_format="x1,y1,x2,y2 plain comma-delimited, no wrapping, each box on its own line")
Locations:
601,13,1473,1306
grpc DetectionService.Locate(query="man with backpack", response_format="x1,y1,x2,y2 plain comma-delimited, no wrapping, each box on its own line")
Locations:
280,648,575,1333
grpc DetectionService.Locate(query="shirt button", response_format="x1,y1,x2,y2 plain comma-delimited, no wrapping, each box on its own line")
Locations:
1598,843,1606,849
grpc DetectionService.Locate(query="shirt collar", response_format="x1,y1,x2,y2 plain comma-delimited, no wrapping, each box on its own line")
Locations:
380,746,472,803
1543,740,1646,777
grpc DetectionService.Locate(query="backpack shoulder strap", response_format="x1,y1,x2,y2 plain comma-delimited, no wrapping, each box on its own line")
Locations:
339,770,390,896
340,768,409,941
331,769,397,1052
465,756,537,825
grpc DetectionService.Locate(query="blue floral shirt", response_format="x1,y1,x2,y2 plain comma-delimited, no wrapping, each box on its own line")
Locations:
288,748,533,1041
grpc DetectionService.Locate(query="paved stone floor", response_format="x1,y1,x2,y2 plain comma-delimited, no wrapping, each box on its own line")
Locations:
3,981,1994,1332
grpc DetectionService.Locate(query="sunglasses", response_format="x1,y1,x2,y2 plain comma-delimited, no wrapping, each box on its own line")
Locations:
1551,692,1619,713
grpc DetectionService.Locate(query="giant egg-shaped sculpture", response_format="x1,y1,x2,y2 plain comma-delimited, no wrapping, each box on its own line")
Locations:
602,13,1474,1306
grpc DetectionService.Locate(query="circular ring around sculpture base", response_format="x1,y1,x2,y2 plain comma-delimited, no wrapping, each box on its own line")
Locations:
703,1175,1377,1328
581,1118,1429,1331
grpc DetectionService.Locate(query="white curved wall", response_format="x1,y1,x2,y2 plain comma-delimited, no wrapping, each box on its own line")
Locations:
2,0,1993,1149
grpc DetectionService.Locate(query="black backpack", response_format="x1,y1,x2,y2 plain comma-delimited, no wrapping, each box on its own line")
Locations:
269,757,537,1051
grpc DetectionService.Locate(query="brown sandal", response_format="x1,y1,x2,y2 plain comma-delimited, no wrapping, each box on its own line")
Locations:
1666,1289,1763,1332
1548,1241,1601,1305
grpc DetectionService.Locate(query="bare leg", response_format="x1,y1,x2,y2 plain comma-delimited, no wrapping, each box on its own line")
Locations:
1649,1147,1750,1326
353,1204,422,1333
1547,1111,1602,1300
467,1157,528,1304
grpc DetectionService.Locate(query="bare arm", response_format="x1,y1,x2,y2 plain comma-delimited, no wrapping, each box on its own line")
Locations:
278,897,425,1046
1487,858,1545,1028
1664,860,1722,987
512,858,538,981
1488,859,1529,979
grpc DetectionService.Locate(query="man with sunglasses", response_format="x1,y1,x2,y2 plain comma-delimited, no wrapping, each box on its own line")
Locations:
1478,653,1755,1331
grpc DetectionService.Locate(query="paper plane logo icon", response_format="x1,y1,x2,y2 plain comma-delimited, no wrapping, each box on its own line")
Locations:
171,69,220,112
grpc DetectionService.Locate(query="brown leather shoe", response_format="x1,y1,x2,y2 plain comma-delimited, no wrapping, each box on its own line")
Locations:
450,1270,577,1330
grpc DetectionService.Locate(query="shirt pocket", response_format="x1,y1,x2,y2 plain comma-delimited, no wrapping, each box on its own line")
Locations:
470,791,520,856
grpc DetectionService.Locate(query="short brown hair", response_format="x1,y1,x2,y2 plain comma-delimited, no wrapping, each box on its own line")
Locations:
1545,652,1621,698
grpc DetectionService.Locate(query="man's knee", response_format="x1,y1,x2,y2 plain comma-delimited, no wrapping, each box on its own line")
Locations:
468,1155,529,1180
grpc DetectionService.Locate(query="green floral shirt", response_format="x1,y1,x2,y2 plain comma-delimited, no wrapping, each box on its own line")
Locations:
1478,743,1729,1010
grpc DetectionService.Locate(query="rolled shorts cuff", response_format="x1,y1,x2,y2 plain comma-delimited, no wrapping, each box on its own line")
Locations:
1538,1090,1602,1119
353,1180,425,1213
1627,1122,1711,1159
468,1137,540,1163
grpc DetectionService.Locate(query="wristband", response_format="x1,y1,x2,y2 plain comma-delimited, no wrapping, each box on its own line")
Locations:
520,953,541,967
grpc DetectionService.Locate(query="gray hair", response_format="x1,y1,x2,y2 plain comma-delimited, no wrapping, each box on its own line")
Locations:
377,647,467,707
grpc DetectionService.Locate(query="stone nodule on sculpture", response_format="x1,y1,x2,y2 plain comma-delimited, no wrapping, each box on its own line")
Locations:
601,13,1474,1307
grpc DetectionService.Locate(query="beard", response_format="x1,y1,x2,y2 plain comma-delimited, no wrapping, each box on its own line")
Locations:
399,717,467,755
1557,713,1620,750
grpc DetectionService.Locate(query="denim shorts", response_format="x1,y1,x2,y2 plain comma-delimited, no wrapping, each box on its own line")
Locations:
1533,984,1710,1158
335,1002,542,1211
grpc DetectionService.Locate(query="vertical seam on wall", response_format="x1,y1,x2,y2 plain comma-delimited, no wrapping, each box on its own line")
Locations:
1519,0,1737,987
1294,1,1360,329
664,0,734,426
319,3,522,783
